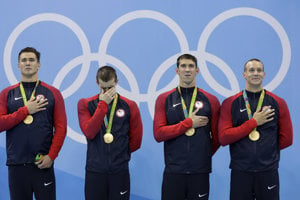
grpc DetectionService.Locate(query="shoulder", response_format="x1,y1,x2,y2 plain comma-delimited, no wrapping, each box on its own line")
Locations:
78,94,98,105
40,81,62,95
221,91,243,106
156,88,177,101
0,83,20,95
119,94,139,108
197,88,219,103
119,94,133,103
265,90,288,110
265,90,285,103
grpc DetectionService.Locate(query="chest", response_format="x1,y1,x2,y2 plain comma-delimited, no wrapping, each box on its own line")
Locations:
231,96,279,127
6,86,55,114
165,92,211,125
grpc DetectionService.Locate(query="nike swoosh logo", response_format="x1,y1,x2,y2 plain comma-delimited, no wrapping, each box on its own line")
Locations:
240,108,247,112
198,193,208,198
172,103,181,108
14,97,23,100
120,190,128,195
268,185,277,190
44,182,53,186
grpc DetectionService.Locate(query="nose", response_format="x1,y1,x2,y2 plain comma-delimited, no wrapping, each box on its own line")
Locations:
253,70,260,75
184,67,190,72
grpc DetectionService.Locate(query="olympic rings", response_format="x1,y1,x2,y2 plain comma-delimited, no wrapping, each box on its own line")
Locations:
3,8,291,143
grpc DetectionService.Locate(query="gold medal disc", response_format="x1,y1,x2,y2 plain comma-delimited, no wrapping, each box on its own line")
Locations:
104,133,114,144
185,128,195,136
249,130,260,141
24,115,33,124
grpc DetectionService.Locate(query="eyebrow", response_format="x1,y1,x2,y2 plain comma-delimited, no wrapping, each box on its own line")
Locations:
180,63,195,66
20,57,36,61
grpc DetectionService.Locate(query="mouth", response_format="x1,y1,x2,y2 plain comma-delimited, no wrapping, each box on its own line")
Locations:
251,77,261,82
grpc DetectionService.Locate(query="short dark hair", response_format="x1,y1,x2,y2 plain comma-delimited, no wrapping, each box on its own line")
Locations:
96,66,118,84
176,54,197,68
244,58,264,72
18,47,40,62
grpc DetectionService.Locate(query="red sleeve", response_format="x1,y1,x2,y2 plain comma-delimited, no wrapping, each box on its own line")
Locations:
268,93,293,149
200,89,220,155
0,86,29,132
218,94,257,146
77,96,108,140
126,99,143,152
47,86,67,161
153,90,192,142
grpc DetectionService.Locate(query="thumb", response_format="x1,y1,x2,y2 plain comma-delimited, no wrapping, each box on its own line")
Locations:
29,97,36,103
192,107,200,115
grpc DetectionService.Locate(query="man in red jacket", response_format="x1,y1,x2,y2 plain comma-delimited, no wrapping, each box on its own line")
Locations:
153,54,220,200
0,47,67,200
78,66,143,200
218,58,293,200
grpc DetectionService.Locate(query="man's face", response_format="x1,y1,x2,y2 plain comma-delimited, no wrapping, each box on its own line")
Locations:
98,78,117,93
176,58,199,87
18,52,40,79
243,60,265,87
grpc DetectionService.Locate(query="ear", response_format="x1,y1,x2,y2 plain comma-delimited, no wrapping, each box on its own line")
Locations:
176,67,179,75
196,67,199,74
243,72,246,79
37,63,41,70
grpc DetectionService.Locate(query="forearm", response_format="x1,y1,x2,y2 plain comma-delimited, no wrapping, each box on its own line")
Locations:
78,100,107,140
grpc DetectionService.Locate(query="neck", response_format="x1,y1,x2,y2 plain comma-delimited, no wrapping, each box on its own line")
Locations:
21,75,38,82
179,81,196,88
245,85,263,93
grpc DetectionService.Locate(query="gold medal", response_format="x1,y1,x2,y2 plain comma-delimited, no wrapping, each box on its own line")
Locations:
20,81,39,125
23,115,33,124
249,130,260,141
185,128,195,136
104,133,114,144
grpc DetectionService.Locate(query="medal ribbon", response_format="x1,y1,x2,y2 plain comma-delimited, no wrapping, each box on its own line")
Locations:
19,80,40,106
243,89,265,131
177,86,197,118
103,94,118,133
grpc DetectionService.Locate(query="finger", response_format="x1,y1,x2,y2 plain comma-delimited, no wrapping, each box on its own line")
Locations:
37,163,43,169
198,116,208,119
264,108,275,115
100,89,105,96
202,119,209,123
192,107,200,115
35,160,42,166
109,86,115,92
266,117,274,122
38,163,46,169
37,158,47,168
268,112,275,117
108,90,115,98
39,98,48,103
27,98,35,104
269,109,275,113
36,107,47,112
112,87,116,95
199,118,209,124
265,110,275,118
39,102,48,107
